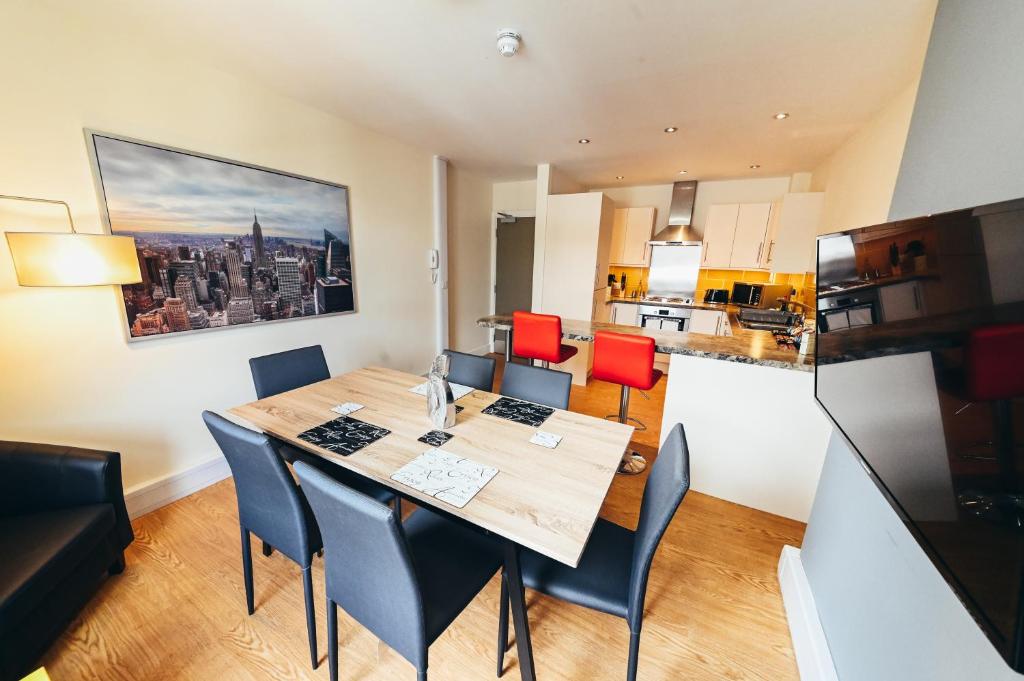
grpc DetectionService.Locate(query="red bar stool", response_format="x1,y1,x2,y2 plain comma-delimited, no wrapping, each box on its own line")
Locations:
958,323,1024,523
512,311,578,368
592,330,663,475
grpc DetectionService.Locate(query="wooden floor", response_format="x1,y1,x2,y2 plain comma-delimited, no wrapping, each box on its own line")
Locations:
41,358,805,680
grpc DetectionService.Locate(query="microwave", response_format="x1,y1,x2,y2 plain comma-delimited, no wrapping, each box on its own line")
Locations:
730,282,791,308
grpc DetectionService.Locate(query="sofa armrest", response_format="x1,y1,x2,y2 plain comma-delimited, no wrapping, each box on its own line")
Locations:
0,440,134,548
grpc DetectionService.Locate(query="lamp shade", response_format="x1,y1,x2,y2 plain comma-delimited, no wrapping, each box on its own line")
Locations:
5,232,141,286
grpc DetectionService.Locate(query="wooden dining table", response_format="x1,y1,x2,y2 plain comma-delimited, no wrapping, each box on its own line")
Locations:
228,365,634,681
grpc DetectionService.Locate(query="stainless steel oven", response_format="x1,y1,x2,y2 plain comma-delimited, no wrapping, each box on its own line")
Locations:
638,304,691,332
816,288,880,333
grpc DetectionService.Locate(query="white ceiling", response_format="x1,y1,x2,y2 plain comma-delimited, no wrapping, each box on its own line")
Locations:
51,0,936,186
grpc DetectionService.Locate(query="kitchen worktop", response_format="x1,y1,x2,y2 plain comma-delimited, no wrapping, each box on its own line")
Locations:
817,271,940,298
477,313,814,372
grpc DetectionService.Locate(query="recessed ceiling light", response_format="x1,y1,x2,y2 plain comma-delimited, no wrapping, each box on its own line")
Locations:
615,175,624,180
749,164,761,169
664,127,678,133
578,138,591,144
773,112,790,120
678,170,688,175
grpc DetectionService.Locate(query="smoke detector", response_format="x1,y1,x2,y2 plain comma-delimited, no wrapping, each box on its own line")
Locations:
497,30,522,57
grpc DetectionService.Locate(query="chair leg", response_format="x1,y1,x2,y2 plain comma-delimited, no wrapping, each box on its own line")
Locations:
395,496,403,520
327,598,338,681
616,385,647,476
626,630,641,681
302,565,318,669
497,570,509,676
417,666,428,681
109,552,126,575
240,527,255,615
262,541,274,557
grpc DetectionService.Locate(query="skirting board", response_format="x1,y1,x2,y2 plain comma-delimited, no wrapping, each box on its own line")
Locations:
778,545,838,681
124,454,231,519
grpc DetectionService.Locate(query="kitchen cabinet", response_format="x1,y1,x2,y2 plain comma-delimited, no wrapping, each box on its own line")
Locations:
592,288,611,323
730,203,773,269
609,302,639,326
688,309,730,336
768,193,824,273
879,280,926,322
702,202,772,269
608,206,655,266
543,192,615,323
702,203,740,268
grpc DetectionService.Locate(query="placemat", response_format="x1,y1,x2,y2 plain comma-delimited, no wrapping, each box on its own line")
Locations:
481,396,554,428
297,416,390,456
391,448,498,508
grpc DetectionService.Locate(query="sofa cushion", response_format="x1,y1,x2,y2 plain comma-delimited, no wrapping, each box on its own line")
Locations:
0,504,115,634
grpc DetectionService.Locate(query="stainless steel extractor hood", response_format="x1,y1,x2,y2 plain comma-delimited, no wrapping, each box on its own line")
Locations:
650,180,700,243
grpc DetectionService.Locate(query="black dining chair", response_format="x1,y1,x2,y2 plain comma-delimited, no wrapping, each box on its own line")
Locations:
443,349,497,392
499,362,572,410
248,345,401,531
496,422,691,681
294,461,504,681
202,411,323,669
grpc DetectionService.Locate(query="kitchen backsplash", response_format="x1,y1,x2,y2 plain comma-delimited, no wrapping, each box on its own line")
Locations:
609,265,815,310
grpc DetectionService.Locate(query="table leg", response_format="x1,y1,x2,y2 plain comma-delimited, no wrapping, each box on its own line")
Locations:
505,329,514,363
503,541,536,681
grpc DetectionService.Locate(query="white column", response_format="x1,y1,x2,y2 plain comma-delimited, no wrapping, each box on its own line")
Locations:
432,155,449,357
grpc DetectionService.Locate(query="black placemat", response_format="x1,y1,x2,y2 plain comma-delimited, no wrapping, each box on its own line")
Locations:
297,416,390,456
417,430,454,447
481,396,554,428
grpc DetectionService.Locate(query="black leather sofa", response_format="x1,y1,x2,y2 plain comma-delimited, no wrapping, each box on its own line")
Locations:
0,441,134,681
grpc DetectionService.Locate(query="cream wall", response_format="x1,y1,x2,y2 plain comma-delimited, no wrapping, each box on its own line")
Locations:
447,165,494,354
0,2,438,491
811,80,921,234
492,180,537,214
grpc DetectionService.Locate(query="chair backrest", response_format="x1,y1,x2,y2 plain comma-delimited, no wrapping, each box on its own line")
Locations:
512,310,563,363
591,331,657,389
294,461,427,668
249,345,330,399
627,422,690,630
202,411,318,565
965,323,1024,401
443,349,497,393
500,361,572,410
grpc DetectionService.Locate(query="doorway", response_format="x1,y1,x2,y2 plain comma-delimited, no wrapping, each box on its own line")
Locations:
493,214,535,353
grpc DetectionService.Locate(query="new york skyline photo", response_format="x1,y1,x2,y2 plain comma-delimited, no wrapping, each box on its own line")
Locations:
90,133,356,339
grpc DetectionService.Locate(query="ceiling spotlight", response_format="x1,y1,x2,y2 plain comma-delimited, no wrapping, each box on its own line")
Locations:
578,138,591,144
497,30,522,57
773,112,790,120
749,164,761,169
678,170,688,175
615,175,624,180
664,127,678,133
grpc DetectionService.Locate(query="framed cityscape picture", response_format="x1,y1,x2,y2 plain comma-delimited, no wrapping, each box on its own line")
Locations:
85,130,357,341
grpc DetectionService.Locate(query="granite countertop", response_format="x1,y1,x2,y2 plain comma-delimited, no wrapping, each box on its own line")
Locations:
477,313,814,372
817,271,940,298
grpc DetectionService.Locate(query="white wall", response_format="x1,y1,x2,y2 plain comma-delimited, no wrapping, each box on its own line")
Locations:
447,165,494,354
493,179,537,215
0,2,438,492
811,81,921,234
691,176,793,240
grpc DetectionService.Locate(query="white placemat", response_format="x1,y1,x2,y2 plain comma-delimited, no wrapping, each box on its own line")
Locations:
408,381,475,401
390,448,497,508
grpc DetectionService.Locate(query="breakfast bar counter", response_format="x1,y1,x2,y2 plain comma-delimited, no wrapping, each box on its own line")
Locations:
476,313,815,372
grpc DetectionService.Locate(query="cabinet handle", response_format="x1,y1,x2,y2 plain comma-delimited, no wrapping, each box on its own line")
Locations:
703,244,709,263
767,241,775,262
912,284,920,311
756,242,763,262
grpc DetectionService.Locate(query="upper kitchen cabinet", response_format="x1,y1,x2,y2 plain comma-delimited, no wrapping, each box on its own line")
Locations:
608,206,656,266
766,193,824,273
702,203,740,268
701,202,772,269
